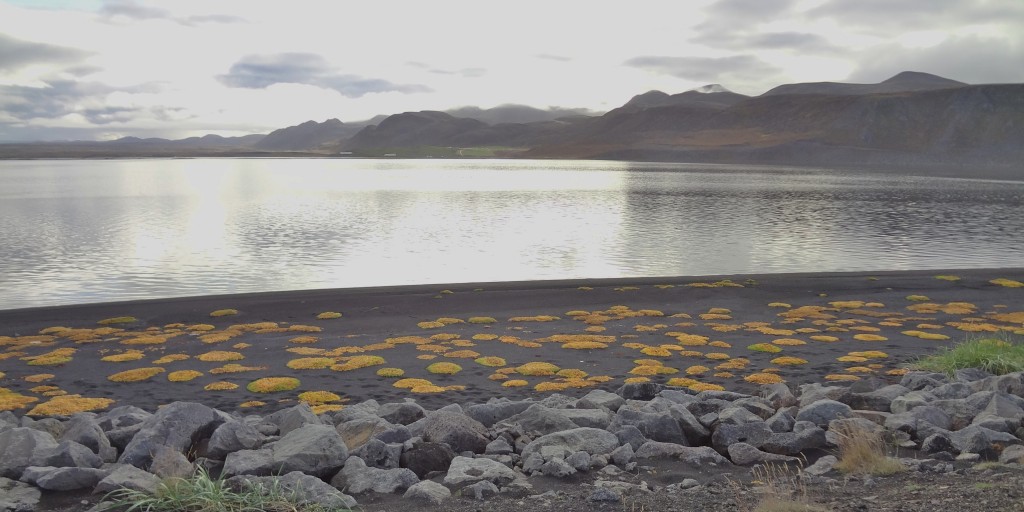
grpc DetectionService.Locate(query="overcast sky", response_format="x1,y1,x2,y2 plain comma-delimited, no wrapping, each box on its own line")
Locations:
1,0,1022,141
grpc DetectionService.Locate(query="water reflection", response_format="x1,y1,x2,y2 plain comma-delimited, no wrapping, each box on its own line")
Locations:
0,159,1021,310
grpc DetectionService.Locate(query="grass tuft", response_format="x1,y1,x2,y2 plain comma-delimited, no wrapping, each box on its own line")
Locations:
832,423,906,476
914,335,1024,376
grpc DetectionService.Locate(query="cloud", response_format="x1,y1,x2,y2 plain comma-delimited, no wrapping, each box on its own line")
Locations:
0,33,90,72
624,55,781,82
219,53,431,97
807,0,1024,31
847,35,1024,84
0,79,171,124
98,0,244,25
536,54,572,62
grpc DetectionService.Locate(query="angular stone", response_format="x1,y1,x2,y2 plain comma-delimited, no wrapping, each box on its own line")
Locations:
711,421,772,452
804,455,838,476
0,427,57,479
608,408,687,445
633,442,730,466
465,401,533,428
617,382,662,401
614,425,648,451
899,372,946,391
761,427,828,456
352,438,401,469
765,409,796,433
94,464,163,495
920,432,956,454
118,402,227,470
484,437,514,456
207,421,266,460
581,389,626,411
669,405,710,444
562,408,612,429
228,471,357,509
998,444,1024,464
149,445,193,479
60,414,116,462
716,406,763,426
797,383,850,407
265,403,322,436
589,487,621,502
762,383,797,409
0,476,41,512
443,456,517,486
31,440,103,469
333,456,418,494
422,411,488,453
336,416,393,451
610,443,635,466
21,466,109,491
796,400,852,427
847,385,910,412
377,402,426,425
399,441,455,478
331,399,380,423
732,397,776,419
403,480,451,505
950,425,1021,457
521,428,620,461
891,391,937,414
930,382,974,400
566,451,591,471
727,443,798,466
502,404,579,436
465,480,499,500
521,453,544,474
222,424,348,478
540,457,576,477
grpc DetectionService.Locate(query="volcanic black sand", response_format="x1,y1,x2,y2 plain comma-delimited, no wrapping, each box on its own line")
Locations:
1,269,1022,418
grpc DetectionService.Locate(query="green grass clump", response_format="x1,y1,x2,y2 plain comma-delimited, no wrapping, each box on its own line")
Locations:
100,466,342,512
833,423,905,476
914,336,1024,376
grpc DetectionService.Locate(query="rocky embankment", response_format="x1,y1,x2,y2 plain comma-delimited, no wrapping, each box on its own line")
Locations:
4,368,1024,512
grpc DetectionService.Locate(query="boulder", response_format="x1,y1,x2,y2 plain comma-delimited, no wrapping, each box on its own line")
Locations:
716,406,764,426
847,384,910,412
443,456,517,486
566,451,591,471
333,456,418,494
221,424,348,478
765,409,796,433
377,402,426,425
94,464,163,495
31,440,103,469
484,437,514,456
265,403,322,436
762,383,797,409
899,372,947,391
890,391,937,414
228,471,357,509
711,421,772,453
20,466,109,491
760,427,828,456
465,480,499,500
727,443,799,466
796,400,852,428
118,402,227,470
634,442,730,466
403,480,451,505
207,421,266,460
399,441,455,478
804,455,838,476
540,457,576,477
0,476,40,512
0,427,58,479
998,444,1024,464
336,416,393,451
352,438,402,469
617,382,662,400
610,443,635,466
149,445,194,479
331,399,380,423
501,404,578,435
950,425,1021,457
581,389,626,411
562,408,612,429
669,405,711,444
608,409,687,445
614,425,648,451
465,401,533,428
60,414,116,462
797,383,850,406
422,411,488,453
521,428,619,461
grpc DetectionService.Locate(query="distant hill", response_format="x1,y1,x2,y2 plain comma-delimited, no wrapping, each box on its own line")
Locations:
444,104,597,125
617,85,749,113
255,119,361,151
761,71,966,97
344,111,488,149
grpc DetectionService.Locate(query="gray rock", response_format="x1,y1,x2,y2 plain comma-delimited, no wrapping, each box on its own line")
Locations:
765,409,796,433
399,441,455,478
336,416,393,451
611,443,635,466
697,390,752,401
147,446,193,479
484,437,514,456
999,444,1024,464
21,466,109,491
222,424,348,478
797,383,850,406
608,409,687,445
566,451,591,471
930,382,974,400
265,403,322,436
98,406,151,431
0,428,57,479
956,368,994,383
207,421,265,460
588,487,622,502
804,455,838,476
732,397,776,419
0,477,40,512
762,383,797,409
23,417,63,440
614,425,648,451
94,464,163,495
422,411,488,453
884,406,952,439
118,402,227,470
502,404,579,436
60,415,116,462
581,389,626,411
539,394,575,409
374,424,412,444
105,424,143,453
950,425,1021,457
847,384,910,412
403,480,451,505
669,405,710,444
31,440,103,469
465,401,533,428
658,389,697,406
465,480,499,500
921,432,956,454
228,471,357,509
686,398,731,417
890,391,937,414
796,400,852,427
352,438,401,469
444,456,517,486
727,443,799,466
634,442,731,466
522,453,544,474
562,408,612,429
521,428,620,461
333,456,418,494
377,402,426,425
761,426,828,456
331,399,380,423
899,372,946,391
711,421,772,452
617,382,663,400
540,457,576,477
716,406,763,426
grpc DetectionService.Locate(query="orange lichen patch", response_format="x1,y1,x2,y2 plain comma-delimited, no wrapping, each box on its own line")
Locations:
209,309,238,317
835,319,866,326
865,302,886,308
239,401,265,408
685,365,710,376
638,346,671,357
778,306,834,321
579,313,613,325
826,327,850,333
23,348,76,366
414,384,458,394
108,367,165,382
825,374,861,382
700,313,732,321
286,357,335,370
868,363,884,369
633,325,661,332
705,353,731,360
24,374,54,383
837,356,868,363
853,334,887,341
101,350,145,362
747,343,782,353
674,334,710,346
427,362,462,374
502,379,529,388
633,358,665,367
621,342,646,350
772,338,807,346
810,335,840,342
316,312,343,320
332,355,386,371
745,373,785,384
564,310,590,317
298,390,342,405
655,284,675,289
247,377,300,393
289,336,319,344
26,394,113,416
38,326,71,335
629,365,678,376
516,362,560,376
661,377,697,388
829,301,865,309
614,286,640,292
98,316,138,325
846,366,874,374
508,315,560,322
770,357,808,366
887,368,911,376
636,309,665,317
443,350,480,359
204,381,238,391
991,278,1024,288
197,351,245,362
209,364,266,374
849,351,888,359
167,370,203,382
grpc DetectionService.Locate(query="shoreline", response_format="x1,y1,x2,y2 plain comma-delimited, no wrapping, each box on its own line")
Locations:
1,268,1022,417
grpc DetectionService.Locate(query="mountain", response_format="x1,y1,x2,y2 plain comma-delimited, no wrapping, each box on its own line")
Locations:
617,85,749,113
255,118,359,151
344,111,488,149
444,104,597,125
761,71,966,97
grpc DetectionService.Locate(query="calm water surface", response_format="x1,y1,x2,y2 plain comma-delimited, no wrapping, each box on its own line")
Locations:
1,159,1022,310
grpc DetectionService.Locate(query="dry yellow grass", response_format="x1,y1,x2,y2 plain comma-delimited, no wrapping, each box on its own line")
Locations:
246,377,300,393
27,395,114,416
209,309,238,317
101,351,145,362
204,381,239,391
427,362,462,374
316,312,343,319
167,370,203,382
197,351,245,362
516,362,559,376
108,367,165,382
286,357,335,370
745,373,785,384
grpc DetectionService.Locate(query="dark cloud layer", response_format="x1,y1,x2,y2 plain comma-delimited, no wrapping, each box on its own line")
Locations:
624,54,781,83
0,34,90,72
220,53,431,97
0,79,172,126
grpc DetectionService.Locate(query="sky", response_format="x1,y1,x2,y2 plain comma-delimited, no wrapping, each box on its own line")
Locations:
1,0,1022,142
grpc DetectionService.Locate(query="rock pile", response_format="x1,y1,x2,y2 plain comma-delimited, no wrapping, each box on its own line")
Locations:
3,369,1024,511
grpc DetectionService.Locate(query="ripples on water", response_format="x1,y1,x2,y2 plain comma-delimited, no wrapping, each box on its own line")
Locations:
0,159,1021,310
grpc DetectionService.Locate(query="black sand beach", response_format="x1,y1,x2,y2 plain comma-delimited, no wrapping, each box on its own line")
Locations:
2,269,1022,418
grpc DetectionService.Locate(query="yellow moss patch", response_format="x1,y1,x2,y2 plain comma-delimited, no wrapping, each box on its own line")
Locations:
853,334,888,341
204,381,238,391
443,350,480,359
288,336,319,345
24,348,76,366
240,401,265,408
108,367,165,383
426,362,462,375
376,367,405,378
209,364,267,374
0,390,39,411
829,301,865,309
311,404,344,414
770,357,808,366
664,377,697,387
417,355,437,360
29,385,60,394
748,343,783,353
991,278,1024,288
167,370,203,382
98,316,137,325
331,355,385,371
474,356,506,367
508,315,560,322
700,313,732,321
495,379,526,388
837,356,868,363
197,351,245,362
286,347,326,356
934,275,961,281
209,309,238,318
745,373,785,384
810,335,840,342
316,312,343,320
825,374,861,382
685,365,710,375
708,341,732,349
846,366,874,374
886,368,911,376
298,390,341,404
516,362,560,376
417,321,445,329
27,395,114,416
247,377,300,393
772,338,807,346
394,378,433,389
849,351,888,359
286,357,336,370
232,343,251,350
24,374,54,383
704,353,731,360
686,280,743,288
635,346,669,357
101,351,145,362
689,382,725,392
472,334,499,341
625,377,651,384
464,317,498,326
675,334,710,346
905,295,930,302
630,365,678,376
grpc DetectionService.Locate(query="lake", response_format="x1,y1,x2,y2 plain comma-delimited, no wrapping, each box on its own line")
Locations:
1,158,1022,311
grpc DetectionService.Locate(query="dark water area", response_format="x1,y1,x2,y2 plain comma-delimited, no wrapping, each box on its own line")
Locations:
1,158,1021,310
